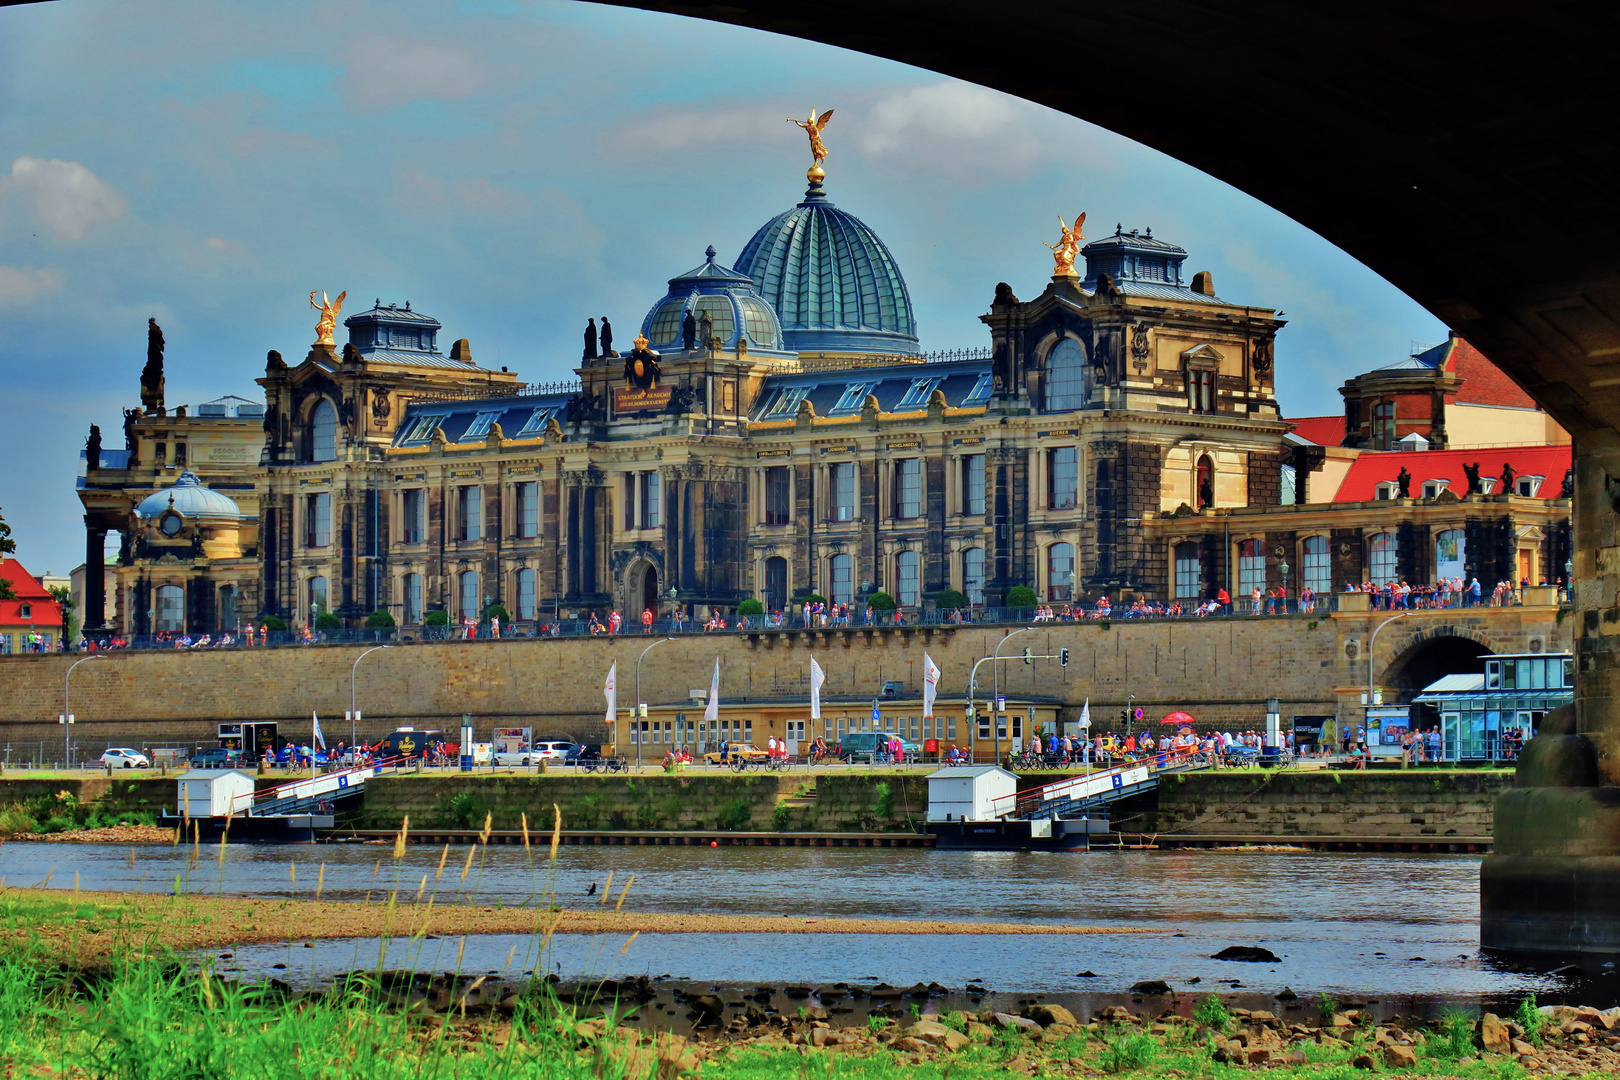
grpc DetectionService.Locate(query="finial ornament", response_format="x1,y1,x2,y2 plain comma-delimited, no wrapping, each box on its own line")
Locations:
788,108,834,167
310,290,346,346
1045,212,1086,277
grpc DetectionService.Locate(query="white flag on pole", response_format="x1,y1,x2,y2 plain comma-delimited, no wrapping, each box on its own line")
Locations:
604,662,618,724
922,653,942,718
312,711,326,749
1078,697,1091,729
704,658,721,722
809,658,827,720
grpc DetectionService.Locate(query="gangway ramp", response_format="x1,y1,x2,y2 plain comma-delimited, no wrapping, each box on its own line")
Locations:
233,757,405,817
990,750,1212,821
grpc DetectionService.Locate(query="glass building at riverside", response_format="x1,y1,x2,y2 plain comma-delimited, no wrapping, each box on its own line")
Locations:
1412,653,1573,761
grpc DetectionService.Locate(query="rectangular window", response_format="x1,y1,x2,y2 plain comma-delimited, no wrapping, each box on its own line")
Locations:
764,466,792,525
516,482,539,539
174,442,187,467
832,462,857,521
1303,537,1332,594
964,455,986,515
1373,401,1397,450
1048,447,1078,510
304,492,331,548
457,486,482,541
1188,369,1215,413
831,382,875,414
402,574,423,623
895,458,921,519
515,407,557,439
963,547,986,604
897,551,920,606
517,569,537,620
402,489,425,544
1237,538,1265,597
765,386,809,417
830,554,853,604
963,373,993,406
400,414,446,444
641,471,661,529
1174,542,1202,599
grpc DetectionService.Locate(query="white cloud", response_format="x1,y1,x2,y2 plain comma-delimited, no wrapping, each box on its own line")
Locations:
0,265,63,306
341,37,485,111
0,156,129,241
856,82,1055,179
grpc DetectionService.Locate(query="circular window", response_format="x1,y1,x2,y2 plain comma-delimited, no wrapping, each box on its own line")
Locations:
159,512,182,537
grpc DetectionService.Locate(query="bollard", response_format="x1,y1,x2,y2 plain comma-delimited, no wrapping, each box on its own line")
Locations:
106,761,113,776
538,759,546,776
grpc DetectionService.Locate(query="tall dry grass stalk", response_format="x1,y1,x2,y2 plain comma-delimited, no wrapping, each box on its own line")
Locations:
614,876,634,914
548,804,561,861
599,870,613,906
521,813,530,852
289,862,296,889
435,843,449,882
479,812,492,846
414,875,427,904
315,862,325,901
392,816,410,861
619,930,639,954
459,844,476,884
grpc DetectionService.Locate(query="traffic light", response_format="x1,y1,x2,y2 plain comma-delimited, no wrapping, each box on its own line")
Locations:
1120,710,1128,724
1059,647,1070,666
1022,647,1033,665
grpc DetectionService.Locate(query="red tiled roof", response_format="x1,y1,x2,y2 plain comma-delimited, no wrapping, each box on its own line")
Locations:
1445,338,1539,409
0,557,63,627
1287,415,1346,446
1333,445,1571,502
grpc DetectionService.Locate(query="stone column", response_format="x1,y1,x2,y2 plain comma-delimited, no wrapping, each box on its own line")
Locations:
83,517,107,631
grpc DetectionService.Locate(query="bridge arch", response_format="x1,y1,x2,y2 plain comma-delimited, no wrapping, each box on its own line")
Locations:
1378,628,1500,702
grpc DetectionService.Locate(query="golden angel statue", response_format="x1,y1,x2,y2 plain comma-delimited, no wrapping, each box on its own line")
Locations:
787,108,834,165
1045,212,1086,276
310,289,346,346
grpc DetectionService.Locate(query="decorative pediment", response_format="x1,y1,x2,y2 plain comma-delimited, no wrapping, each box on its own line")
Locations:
1180,343,1222,370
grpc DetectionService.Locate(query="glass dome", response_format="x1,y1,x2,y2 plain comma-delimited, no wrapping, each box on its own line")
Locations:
733,175,919,355
640,246,785,353
136,471,242,521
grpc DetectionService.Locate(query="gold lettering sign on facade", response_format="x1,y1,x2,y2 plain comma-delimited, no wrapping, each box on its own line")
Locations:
614,385,673,413
757,449,791,458
887,441,921,450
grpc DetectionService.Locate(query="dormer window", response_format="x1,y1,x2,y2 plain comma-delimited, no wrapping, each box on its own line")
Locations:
1478,477,1498,494
462,410,504,440
1517,475,1544,497
399,413,447,445
1422,479,1450,498
963,373,994,406
765,386,810,418
831,382,875,415
18,603,31,619
895,377,941,410
514,406,560,438
1376,481,1398,500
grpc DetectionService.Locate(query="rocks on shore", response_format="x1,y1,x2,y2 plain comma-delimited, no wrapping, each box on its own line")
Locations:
1211,945,1282,963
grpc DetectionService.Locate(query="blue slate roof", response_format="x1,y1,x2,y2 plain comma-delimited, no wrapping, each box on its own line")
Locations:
392,394,577,447
734,176,920,356
749,358,992,422
1080,225,1225,304
136,471,243,519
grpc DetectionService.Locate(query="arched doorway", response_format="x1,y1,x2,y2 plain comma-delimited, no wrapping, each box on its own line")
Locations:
764,556,787,613
640,564,659,617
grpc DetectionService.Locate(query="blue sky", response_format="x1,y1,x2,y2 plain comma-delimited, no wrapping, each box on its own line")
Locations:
0,0,1446,570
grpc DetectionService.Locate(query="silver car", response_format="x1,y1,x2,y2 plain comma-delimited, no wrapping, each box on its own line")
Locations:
99,747,150,769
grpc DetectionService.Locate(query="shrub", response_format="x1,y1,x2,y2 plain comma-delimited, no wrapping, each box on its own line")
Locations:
933,588,968,610
1006,585,1038,608
423,610,450,627
1316,993,1338,1027
258,614,288,631
737,598,765,616
314,612,341,630
364,609,395,629
801,593,828,607
1515,995,1546,1047
1192,995,1231,1033
1435,1007,1475,1058
867,590,897,611
873,781,894,819
715,799,751,830
485,604,510,623
771,801,792,831
1102,1030,1158,1073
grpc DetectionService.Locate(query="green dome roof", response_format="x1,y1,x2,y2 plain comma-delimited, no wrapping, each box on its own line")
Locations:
733,176,919,355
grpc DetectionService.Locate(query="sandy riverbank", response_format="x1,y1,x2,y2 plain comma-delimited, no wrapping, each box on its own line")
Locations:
0,886,1156,964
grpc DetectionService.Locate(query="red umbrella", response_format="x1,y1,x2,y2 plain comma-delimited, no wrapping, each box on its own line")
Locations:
1161,711,1197,725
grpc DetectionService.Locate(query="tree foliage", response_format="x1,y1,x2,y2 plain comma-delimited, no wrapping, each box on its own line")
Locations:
0,504,14,602
866,590,897,611
1006,585,1039,608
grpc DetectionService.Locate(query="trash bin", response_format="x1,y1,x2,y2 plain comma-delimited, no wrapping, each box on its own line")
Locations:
460,755,474,772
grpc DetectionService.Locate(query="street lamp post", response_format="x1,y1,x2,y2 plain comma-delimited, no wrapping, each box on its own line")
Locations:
64,654,105,768
1364,612,1411,754
349,645,394,751
635,636,676,768
991,626,1037,765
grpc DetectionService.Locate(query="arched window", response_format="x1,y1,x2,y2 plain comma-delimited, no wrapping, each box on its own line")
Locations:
829,553,853,604
1237,539,1265,597
1302,536,1331,594
1045,338,1088,412
962,547,985,605
515,568,537,620
1368,532,1397,584
896,550,920,606
459,571,480,619
1196,454,1215,509
311,399,338,462
402,573,423,623
1435,529,1466,581
308,576,328,619
155,584,184,631
1047,542,1074,600
1173,542,1202,599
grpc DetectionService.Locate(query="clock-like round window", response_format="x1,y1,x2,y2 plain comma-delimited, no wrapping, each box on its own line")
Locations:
159,512,183,537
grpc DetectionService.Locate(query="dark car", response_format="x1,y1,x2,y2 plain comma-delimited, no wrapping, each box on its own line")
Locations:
189,747,241,768
564,743,601,766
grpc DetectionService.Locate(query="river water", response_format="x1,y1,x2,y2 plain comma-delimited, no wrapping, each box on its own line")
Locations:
0,841,1581,998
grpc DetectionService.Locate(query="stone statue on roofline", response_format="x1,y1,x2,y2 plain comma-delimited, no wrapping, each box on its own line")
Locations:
86,424,102,471
1501,460,1517,491
600,316,616,359
1462,461,1482,494
682,311,697,351
141,318,165,414
583,318,598,361
1397,465,1411,498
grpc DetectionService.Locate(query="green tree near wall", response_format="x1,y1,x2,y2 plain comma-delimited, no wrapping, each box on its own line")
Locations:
0,504,15,601
49,585,76,643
